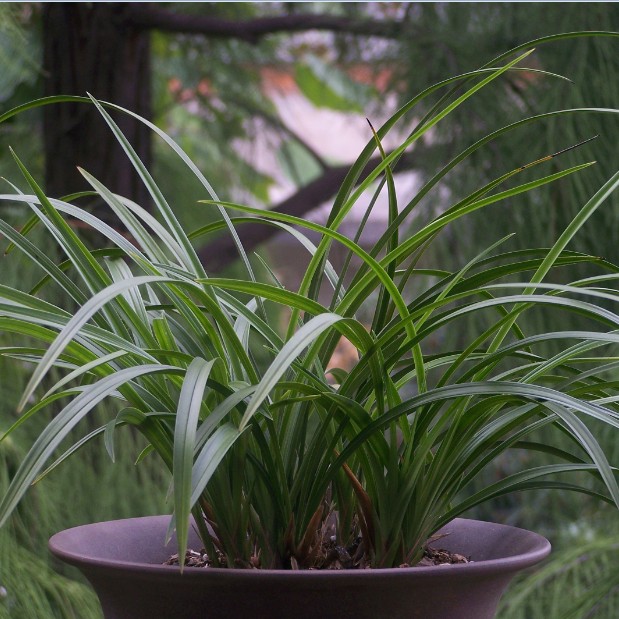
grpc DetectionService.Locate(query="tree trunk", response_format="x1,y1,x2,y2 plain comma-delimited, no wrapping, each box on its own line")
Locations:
42,3,152,217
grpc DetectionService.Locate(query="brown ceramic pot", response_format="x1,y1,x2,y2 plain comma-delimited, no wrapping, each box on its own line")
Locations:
49,516,550,619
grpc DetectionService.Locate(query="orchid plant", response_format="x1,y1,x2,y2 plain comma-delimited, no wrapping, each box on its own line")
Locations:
1,36,619,570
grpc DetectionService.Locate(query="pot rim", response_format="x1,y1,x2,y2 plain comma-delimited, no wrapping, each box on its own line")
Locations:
49,515,551,578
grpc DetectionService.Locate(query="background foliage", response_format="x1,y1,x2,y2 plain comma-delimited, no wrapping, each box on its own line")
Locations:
1,3,618,617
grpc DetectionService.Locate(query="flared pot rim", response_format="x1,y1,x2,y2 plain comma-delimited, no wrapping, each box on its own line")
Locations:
49,515,551,579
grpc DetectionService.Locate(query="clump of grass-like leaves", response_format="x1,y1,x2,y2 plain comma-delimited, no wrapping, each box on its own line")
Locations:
499,529,619,618
1,41,619,571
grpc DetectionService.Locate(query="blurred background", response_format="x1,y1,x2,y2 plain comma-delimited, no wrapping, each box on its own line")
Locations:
0,3,618,617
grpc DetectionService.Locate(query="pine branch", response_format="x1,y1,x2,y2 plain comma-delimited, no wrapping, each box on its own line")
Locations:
125,6,405,43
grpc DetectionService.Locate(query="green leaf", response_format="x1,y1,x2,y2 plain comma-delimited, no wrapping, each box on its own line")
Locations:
172,358,219,568
17,276,171,412
239,313,345,430
190,422,242,506
42,350,127,399
0,364,180,528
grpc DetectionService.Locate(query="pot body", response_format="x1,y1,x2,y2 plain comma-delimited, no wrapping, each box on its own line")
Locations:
49,516,550,619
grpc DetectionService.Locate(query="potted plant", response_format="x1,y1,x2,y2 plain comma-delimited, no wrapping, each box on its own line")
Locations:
1,38,618,619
